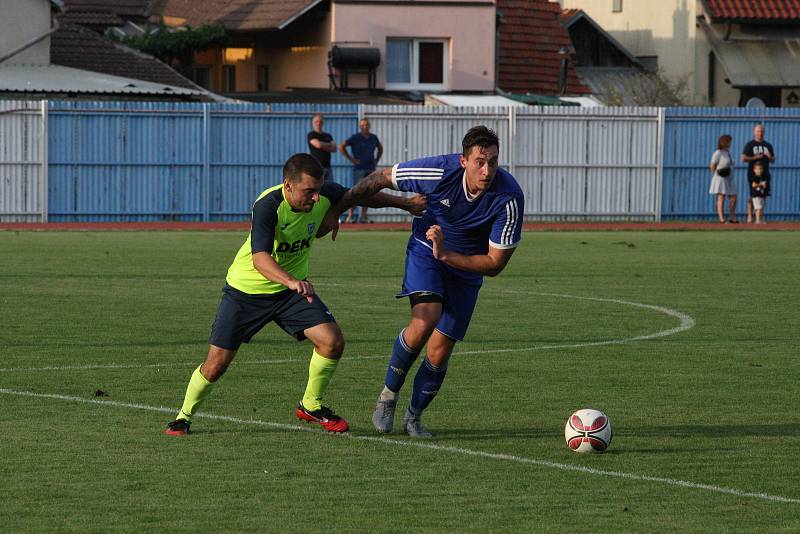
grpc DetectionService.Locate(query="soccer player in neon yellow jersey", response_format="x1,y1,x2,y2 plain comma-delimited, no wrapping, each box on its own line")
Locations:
165,153,425,434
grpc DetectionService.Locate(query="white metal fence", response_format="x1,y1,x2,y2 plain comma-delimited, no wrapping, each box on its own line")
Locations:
0,101,47,222
364,105,664,221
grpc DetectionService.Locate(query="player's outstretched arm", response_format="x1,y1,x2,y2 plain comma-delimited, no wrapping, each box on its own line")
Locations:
323,167,395,222
252,251,315,303
318,167,424,240
426,225,516,277
362,192,426,216
340,167,394,206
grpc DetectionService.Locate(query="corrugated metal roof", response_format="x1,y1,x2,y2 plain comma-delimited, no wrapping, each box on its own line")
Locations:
701,21,800,86
426,94,528,107
0,64,206,95
576,67,681,106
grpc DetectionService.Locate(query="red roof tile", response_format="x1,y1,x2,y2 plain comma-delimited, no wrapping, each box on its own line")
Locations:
63,0,155,18
558,8,581,24
703,0,800,20
51,23,201,90
497,0,590,95
59,9,126,27
154,0,323,31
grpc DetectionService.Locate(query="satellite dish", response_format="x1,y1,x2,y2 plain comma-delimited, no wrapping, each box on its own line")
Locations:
745,97,767,109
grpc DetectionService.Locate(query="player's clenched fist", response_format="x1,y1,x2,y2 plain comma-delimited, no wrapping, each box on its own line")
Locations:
426,224,446,259
288,279,316,303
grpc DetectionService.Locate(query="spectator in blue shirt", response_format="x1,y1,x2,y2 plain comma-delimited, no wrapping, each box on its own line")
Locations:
339,118,383,223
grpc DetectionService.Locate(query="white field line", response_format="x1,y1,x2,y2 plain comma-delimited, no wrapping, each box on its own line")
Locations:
0,293,695,373
0,387,796,505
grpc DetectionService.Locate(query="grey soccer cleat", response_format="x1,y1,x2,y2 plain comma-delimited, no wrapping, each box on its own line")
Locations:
372,397,397,434
403,411,433,439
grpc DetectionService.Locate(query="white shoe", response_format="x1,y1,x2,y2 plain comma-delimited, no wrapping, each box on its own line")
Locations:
372,397,397,434
403,410,433,439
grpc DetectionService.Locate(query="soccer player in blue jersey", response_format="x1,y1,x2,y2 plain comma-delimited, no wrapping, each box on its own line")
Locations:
330,126,524,438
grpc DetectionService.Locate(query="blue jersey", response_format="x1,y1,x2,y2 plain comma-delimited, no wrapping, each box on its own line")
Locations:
391,153,524,279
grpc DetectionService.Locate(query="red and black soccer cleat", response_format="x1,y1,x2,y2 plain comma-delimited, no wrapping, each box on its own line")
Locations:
295,403,350,433
164,418,191,435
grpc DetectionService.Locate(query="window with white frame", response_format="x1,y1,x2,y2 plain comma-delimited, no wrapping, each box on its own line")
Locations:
385,38,448,90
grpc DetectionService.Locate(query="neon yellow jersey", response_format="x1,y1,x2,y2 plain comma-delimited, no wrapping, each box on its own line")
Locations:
226,181,347,295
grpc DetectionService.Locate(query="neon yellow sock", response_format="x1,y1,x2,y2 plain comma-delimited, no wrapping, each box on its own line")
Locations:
301,350,339,411
176,365,214,421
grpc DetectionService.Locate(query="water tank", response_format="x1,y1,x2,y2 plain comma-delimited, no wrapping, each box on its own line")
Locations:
330,46,380,69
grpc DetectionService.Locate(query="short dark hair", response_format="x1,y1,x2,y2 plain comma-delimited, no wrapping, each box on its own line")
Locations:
462,126,499,157
717,134,732,150
283,153,324,182
753,160,764,169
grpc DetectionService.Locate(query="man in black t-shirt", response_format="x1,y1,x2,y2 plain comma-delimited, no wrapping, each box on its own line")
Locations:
307,113,337,181
741,124,775,223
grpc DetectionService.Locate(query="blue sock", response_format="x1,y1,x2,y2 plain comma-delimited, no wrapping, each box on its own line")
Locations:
384,329,420,393
409,358,448,416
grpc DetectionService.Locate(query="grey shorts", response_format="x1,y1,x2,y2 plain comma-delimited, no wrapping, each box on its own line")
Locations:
209,284,335,350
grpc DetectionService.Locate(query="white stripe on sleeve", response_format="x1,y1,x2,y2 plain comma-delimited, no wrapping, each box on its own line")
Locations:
502,201,512,244
394,168,444,181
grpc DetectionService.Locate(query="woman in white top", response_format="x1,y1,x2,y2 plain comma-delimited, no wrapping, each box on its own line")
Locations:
709,134,738,223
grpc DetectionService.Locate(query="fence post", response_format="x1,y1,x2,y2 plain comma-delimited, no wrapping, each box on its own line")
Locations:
202,104,211,222
508,106,516,176
655,107,665,222
40,100,48,223
583,116,590,216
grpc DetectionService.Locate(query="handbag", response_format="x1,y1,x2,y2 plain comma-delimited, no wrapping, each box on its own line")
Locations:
717,166,731,177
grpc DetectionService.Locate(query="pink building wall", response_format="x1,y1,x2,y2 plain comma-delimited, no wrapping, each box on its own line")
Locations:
331,1,496,91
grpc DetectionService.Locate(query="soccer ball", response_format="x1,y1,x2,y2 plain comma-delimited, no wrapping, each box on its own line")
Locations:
564,408,612,453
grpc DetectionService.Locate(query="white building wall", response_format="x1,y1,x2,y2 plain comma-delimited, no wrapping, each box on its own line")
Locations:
332,1,496,91
559,0,712,104
0,0,51,65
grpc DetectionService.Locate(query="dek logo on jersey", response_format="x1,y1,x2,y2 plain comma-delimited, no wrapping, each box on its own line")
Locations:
276,237,313,253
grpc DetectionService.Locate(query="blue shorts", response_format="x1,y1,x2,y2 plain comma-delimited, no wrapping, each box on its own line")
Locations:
396,241,482,341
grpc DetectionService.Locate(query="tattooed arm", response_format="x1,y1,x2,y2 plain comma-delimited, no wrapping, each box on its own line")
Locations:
318,167,425,240
337,167,395,210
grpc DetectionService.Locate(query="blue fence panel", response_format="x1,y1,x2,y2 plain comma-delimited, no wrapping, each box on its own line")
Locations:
49,101,206,221
208,103,357,221
47,101,800,222
663,107,800,221
47,101,359,222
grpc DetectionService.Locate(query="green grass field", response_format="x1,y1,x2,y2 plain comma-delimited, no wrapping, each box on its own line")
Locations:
2,229,800,532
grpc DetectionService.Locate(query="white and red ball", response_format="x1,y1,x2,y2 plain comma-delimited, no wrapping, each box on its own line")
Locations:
564,408,612,453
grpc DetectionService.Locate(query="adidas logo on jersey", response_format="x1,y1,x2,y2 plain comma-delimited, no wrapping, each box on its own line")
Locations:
439,198,451,207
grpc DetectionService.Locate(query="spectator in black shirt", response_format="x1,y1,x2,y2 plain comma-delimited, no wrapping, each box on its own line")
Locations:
307,114,337,181
741,124,775,223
